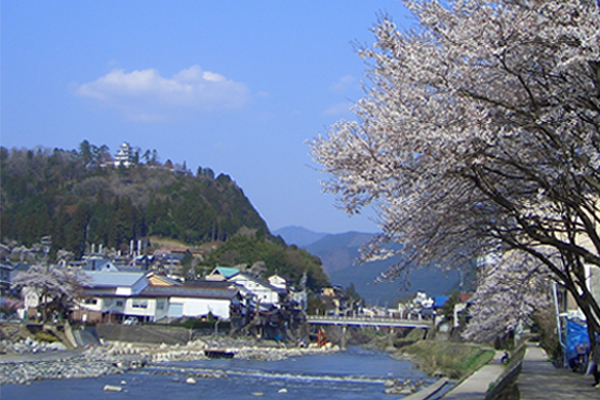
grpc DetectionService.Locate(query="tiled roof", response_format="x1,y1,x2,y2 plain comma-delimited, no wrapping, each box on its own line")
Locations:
82,288,118,297
147,273,181,286
459,293,473,303
140,285,237,300
184,280,235,289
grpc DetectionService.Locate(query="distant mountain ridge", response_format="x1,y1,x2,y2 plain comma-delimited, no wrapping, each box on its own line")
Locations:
273,226,328,248
275,226,467,305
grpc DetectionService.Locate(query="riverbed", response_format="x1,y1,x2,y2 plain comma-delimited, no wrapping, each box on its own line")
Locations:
1,346,447,400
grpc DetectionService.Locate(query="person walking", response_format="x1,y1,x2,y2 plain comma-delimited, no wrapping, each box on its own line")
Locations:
591,335,600,388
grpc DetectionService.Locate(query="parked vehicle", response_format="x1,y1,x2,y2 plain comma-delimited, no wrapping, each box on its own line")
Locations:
122,316,138,326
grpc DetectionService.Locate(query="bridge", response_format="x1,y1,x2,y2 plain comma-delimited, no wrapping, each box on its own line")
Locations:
306,315,432,329
306,315,433,349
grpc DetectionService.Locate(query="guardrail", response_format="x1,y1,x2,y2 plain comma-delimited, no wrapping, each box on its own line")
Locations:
306,315,432,328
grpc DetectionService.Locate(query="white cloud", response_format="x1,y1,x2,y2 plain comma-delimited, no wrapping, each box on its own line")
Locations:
75,65,250,120
323,101,353,116
329,75,357,93
323,75,359,116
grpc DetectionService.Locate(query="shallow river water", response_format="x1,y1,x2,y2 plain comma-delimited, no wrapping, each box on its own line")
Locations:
1,346,448,400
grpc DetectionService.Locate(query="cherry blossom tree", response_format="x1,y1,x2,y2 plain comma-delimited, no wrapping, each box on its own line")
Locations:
311,0,600,341
462,251,554,342
11,265,89,322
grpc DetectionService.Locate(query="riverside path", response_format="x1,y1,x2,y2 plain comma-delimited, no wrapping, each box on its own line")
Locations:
441,350,505,400
441,343,599,400
517,344,598,400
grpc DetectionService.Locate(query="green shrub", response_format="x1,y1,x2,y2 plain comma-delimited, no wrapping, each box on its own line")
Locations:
35,331,59,343
401,340,495,380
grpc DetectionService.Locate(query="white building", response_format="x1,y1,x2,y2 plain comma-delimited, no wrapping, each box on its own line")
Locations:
78,271,243,323
143,283,241,320
114,142,134,168
78,271,153,322
229,273,285,306
268,274,287,290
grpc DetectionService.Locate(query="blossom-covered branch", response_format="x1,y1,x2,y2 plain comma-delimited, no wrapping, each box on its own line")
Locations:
311,0,600,341
12,265,90,321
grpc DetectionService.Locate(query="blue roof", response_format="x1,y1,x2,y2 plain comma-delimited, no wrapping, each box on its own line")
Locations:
433,296,449,307
216,266,240,279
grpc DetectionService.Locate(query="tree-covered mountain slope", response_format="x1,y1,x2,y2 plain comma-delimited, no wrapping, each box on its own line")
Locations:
0,145,267,256
299,229,473,305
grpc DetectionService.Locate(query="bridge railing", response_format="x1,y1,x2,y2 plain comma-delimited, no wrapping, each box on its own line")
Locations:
307,314,429,322
306,314,433,327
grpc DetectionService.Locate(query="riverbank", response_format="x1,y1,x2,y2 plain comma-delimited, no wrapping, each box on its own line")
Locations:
1,345,432,400
0,335,341,385
393,340,496,380
0,346,147,385
357,326,495,381
1,321,491,391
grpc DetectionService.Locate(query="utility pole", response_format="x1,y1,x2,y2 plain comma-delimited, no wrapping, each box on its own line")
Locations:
40,236,52,322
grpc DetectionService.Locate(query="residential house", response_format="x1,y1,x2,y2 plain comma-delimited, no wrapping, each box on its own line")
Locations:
453,293,473,328
76,271,152,323
321,285,350,315
268,274,287,291
77,270,246,324
81,257,119,272
205,266,290,307
142,281,242,321
229,272,286,307
205,266,240,281
146,272,180,287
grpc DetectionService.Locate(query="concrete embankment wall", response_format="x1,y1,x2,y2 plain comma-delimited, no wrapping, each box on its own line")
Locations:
484,345,526,400
95,324,192,345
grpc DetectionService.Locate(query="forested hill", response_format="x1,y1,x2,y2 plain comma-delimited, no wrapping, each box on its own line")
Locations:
0,145,269,257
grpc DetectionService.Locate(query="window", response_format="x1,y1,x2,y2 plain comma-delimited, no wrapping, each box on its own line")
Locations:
84,298,97,305
132,299,148,309
116,300,124,307
157,300,165,310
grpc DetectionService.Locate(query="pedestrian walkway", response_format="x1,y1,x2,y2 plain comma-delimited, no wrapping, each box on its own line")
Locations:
441,351,505,399
517,344,598,400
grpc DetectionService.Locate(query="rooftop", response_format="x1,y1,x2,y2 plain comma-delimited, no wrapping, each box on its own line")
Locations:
82,271,146,288
141,285,237,300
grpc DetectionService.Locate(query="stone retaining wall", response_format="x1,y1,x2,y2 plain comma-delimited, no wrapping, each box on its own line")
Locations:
96,324,191,345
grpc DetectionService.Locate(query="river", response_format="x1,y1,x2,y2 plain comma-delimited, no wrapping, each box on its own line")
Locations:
1,347,447,400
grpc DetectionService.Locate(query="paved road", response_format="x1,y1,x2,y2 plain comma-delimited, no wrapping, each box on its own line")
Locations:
442,343,600,399
517,345,598,400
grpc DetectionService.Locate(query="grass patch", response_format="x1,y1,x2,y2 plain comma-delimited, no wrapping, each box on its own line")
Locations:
401,340,495,380
34,331,60,343
149,236,190,248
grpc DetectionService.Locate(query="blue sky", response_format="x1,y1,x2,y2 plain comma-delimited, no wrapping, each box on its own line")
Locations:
2,1,413,234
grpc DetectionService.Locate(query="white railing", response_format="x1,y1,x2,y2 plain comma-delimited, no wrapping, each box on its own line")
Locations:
306,314,432,328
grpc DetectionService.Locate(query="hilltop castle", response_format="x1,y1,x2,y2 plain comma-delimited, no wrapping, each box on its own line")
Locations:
114,142,134,167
